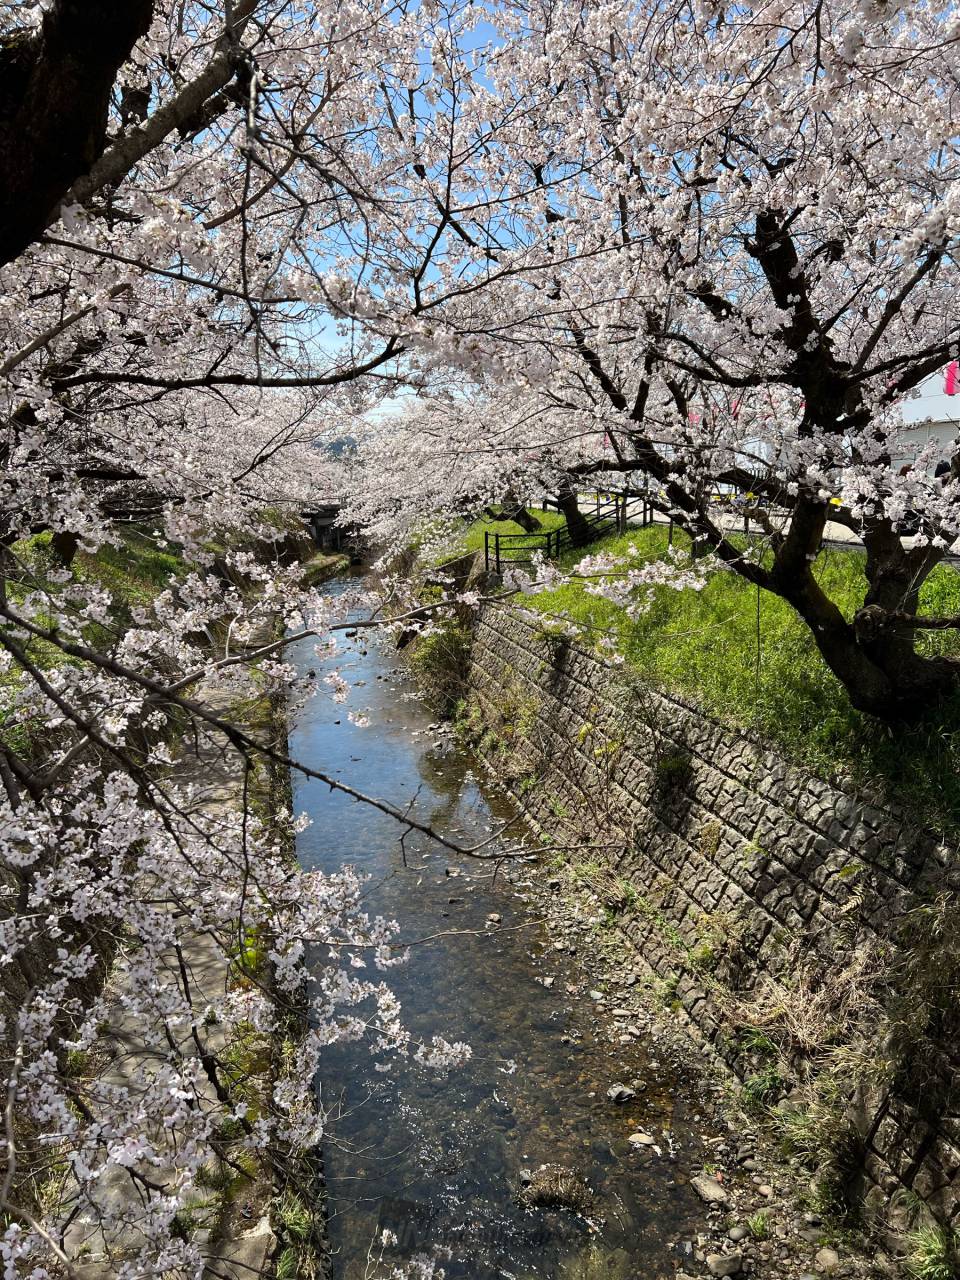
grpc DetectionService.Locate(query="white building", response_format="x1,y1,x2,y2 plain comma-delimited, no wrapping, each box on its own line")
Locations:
902,367,960,468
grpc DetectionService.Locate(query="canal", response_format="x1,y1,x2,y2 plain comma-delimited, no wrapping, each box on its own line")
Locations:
290,582,715,1279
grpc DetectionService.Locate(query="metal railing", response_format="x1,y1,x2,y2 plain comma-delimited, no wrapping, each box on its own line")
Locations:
483,490,653,573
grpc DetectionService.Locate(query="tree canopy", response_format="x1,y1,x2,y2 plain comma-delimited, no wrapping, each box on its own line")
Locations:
2,0,960,1270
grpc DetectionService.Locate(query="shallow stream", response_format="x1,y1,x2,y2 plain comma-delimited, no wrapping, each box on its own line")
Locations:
290,583,716,1279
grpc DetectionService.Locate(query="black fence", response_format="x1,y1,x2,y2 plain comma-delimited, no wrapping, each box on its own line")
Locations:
483,490,654,574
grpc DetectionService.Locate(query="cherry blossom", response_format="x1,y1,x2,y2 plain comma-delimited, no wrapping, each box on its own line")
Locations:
4,0,960,1269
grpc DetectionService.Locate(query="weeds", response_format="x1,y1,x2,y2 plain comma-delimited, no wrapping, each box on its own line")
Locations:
747,1210,772,1240
741,1065,784,1112
739,1028,778,1057
655,973,681,1010
774,1082,864,1221
689,942,717,971
905,1224,960,1280
409,620,473,716
698,820,722,858
652,749,693,792
276,1246,300,1279
277,1189,313,1241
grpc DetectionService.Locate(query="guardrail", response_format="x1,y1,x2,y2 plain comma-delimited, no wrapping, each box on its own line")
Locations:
484,491,653,574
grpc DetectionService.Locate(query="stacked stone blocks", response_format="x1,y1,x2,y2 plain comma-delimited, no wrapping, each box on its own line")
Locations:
466,607,960,1227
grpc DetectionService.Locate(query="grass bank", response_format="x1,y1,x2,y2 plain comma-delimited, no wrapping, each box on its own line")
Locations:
457,506,566,556
416,506,567,568
502,522,960,833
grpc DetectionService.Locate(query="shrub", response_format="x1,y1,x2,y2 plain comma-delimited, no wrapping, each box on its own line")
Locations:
409,619,473,715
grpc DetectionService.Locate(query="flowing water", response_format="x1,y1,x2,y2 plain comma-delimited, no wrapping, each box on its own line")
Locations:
290,583,717,1280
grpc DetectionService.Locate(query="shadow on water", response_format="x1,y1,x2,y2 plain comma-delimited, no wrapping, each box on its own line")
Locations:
289,582,711,1280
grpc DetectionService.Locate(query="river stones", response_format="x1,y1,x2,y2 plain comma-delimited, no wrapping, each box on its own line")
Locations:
606,1082,636,1103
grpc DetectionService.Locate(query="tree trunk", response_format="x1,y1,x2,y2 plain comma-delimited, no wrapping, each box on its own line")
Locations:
502,490,542,533
775,518,960,720
810,612,959,720
0,0,155,266
555,476,592,547
51,530,80,567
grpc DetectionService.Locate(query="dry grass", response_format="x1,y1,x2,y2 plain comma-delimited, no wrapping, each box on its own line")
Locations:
720,939,886,1060
520,1165,592,1215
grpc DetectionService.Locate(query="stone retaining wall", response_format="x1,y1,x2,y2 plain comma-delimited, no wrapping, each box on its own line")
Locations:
465,605,960,1236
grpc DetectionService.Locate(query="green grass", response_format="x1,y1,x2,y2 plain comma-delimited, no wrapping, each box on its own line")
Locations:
412,505,567,570
12,526,184,615
747,1209,772,1240
511,522,960,833
905,1223,960,1280
458,506,567,557
741,1064,785,1112
75,528,184,608
276,1189,313,1241
1,526,187,761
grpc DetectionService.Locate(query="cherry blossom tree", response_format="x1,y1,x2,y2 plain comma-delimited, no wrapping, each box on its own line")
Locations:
0,1,513,1271
6,0,960,1268
352,0,960,720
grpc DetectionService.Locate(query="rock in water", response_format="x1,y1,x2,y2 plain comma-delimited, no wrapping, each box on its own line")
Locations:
519,1164,591,1215
706,1252,743,1277
606,1083,636,1103
691,1174,729,1205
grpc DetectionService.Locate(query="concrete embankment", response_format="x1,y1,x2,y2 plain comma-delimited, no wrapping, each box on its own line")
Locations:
453,601,960,1257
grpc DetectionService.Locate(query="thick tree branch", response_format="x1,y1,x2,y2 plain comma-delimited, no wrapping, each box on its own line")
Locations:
51,338,405,392
59,0,259,220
